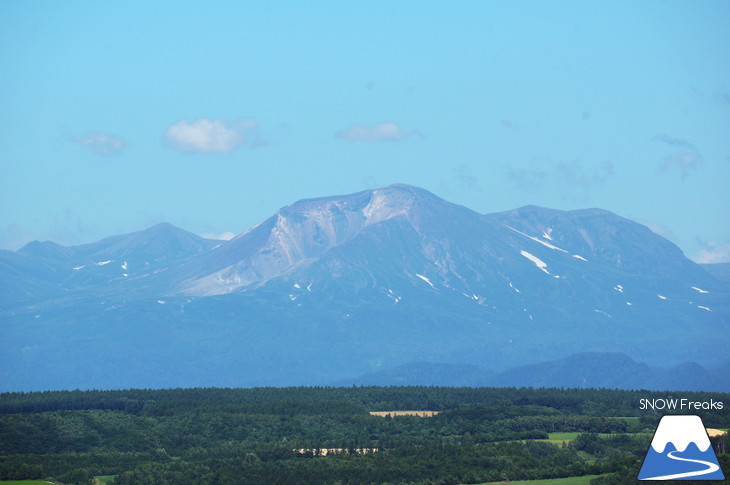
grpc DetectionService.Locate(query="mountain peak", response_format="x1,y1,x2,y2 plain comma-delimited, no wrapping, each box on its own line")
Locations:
17,240,75,260
375,183,436,196
275,184,445,237
145,221,180,233
70,222,219,267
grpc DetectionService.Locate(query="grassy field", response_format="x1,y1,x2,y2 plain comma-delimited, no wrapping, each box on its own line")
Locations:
0,478,113,485
547,432,582,441
533,432,581,445
94,477,116,485
0,481,59,485
475,474,603,485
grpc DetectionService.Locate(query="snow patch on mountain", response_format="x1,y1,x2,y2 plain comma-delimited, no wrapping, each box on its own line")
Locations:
386,288,402,303
520,250,550,275
508,226,568,253
415,273,435,287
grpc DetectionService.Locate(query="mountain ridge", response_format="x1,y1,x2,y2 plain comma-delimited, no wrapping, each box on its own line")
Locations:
1,184,728,391
335,352,730,391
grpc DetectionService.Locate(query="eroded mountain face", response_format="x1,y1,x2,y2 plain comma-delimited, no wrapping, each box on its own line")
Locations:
1,184,727,391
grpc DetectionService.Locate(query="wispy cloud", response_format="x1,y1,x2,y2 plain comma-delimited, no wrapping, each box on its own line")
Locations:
165,118,257,153
715,86,730,104
0,223,33,251
507,167,547,192
454,165,481,192
507,160,613,202
554,160,613,189
658,152,702,178
0,210,91,250
653,133,702,178
653,133,697,151
335,122,417,142
74,131,126,156
693,240,730,264
634,219,676,242
201,231,236,241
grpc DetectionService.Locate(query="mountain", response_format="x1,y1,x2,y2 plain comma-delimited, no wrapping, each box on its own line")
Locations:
702,262,730,286
333,362,493,387
0,223,219,309
1,184,728,391
338,353,729,391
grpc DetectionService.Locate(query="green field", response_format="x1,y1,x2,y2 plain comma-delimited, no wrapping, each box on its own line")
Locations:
0,481,58,485
532,432,581,445
537,432,633,445
547,432,582,441
0,478,114,485
477,474,603,485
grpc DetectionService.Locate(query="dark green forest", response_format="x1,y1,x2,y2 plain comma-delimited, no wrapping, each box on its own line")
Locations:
1,387,728,484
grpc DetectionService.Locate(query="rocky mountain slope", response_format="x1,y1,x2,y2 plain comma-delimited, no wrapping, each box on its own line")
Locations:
1,185,727,391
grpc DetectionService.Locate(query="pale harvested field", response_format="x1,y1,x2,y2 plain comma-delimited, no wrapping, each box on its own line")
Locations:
369,410,439,417
706,428,727,437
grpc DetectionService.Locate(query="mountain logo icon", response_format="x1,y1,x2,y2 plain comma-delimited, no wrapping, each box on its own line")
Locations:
638,415,725,480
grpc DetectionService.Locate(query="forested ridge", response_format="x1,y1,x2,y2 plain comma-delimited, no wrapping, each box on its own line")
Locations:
1,387,728,484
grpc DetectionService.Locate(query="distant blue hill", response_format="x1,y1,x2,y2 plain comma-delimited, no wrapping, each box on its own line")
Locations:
338,353,729,391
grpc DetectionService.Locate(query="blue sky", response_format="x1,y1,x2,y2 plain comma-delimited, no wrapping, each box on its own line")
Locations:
1,1,729,262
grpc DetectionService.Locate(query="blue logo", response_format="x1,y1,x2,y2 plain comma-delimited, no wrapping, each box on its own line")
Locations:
638,415,725,480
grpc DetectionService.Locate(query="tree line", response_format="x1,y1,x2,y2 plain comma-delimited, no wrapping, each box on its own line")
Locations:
1,386,727,484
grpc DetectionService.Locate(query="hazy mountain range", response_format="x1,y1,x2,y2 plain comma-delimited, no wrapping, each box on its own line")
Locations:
1,184,728,391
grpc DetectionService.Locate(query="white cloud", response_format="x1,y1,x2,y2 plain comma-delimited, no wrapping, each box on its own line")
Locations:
201,231,236,241
74,131,126,156
335,122,414,142
165,118,256,153
693,241,730,264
